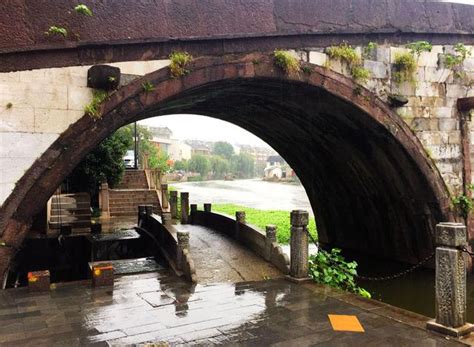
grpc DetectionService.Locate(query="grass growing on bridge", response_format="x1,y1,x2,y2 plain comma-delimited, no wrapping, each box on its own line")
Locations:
212,204,317,244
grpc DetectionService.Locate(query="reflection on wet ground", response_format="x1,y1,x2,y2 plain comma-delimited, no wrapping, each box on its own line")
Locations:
172,179,314,214
0,270,465,346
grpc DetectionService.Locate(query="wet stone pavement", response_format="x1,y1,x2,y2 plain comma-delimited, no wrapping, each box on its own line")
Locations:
176,224,282,283
0,269,466,346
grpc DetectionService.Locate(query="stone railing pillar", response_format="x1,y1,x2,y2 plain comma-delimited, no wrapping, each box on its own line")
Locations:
190,204,197,224
99,182,110,218
235,211,246,240
204,203,212,212
180,192,190,224
161,184,169,210
177,231,190,270
427,222,474,337
265,225,277,261
145,205,154,217
170,191,178,220
138,205,147,226
288,210,310,282
161,212,172,227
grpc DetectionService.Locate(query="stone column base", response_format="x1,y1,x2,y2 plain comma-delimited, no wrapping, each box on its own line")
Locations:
285,275,312,284
426,320,474,337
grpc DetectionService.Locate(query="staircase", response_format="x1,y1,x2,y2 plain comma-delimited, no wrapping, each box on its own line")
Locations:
108,170,161,217
49,192,92,230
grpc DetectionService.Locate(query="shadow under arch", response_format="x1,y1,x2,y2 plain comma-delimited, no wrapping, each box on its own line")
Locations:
0,53,454,278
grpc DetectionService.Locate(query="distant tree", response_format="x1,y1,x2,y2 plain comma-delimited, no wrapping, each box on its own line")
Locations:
213,141,234,160
173,159,188,171
231,153,255,178
188,154,211,178
67,126,132,195
210,155,230,179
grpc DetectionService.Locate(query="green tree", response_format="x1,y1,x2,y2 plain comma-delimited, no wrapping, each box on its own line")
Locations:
231,153,255,178
213,141,234,160
188,154,211,178
173,159,188,171
210,155,230,179
67,126,132,194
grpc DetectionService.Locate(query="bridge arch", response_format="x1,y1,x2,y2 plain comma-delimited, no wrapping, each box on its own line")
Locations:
0,53,454,278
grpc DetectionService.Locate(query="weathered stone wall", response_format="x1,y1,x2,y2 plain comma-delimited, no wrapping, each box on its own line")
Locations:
0,60,169,205
0,43,472,208
302,44,474,196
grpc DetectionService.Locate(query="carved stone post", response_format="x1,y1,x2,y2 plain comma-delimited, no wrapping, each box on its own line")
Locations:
235,211,246,240
177,231,190,270
170,191,178,220
265,225,277,261
161,184,169,209
190,204,197,224
288,210,310,282
204,203,212,212
180,192,190,224
99,183,110,218
427,222,474,337
161,212,172,227
138,205,147,226
145,204,154,217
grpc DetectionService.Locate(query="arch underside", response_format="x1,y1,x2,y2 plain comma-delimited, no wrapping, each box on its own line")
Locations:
145,78,444,262
0,57,452,269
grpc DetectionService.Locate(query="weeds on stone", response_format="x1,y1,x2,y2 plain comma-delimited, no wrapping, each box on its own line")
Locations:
393,52,417,85
442,43,471,80
273,50,300,74
453,184,474,220
169,51,193,78
142,81,155,93
74,4,93,16
363,41,378,59
406,41,432,57
45,26,68,38
326,43,370,83
301,65,313,75
84,89,108,119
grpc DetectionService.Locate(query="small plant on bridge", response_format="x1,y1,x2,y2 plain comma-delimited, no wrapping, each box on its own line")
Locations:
453,185,474,220
84,89,108,119
273,50,300,74
393,52,417,85
326,43,370,83
362,42,378,59
74,4,93,16
309,248,371,299
45,26,68,38
169,51,193,78
406,41,432,57
142,81,155,93
442,43,471,79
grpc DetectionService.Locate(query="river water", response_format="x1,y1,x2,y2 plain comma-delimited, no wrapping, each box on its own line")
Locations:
172,179,474,322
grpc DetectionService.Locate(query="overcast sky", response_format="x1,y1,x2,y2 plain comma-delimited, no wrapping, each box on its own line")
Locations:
139,115,272,148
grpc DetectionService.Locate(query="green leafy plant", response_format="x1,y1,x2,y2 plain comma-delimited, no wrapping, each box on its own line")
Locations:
169,51,193,78
45,26,68,38
273,50,300,74
142,81,155,93
84,89,108,119
309,248,371,298
442,43,471,79
363,42,378,59
406,41,432,57
351,65,370,83
74,4,93,16
301,65,313,75
326,43,370,83
453,185,474,220
326,43,361,66
393,52,417,85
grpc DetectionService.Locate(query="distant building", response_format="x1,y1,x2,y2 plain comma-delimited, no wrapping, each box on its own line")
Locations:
239,144,277,176
264,155,294,179
185,140,212,156
146,126,192,161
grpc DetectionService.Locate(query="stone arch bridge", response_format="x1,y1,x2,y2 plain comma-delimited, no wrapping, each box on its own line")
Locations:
1,0,474,281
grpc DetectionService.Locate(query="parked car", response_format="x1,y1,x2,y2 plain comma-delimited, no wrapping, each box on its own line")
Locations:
123,150,135,168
